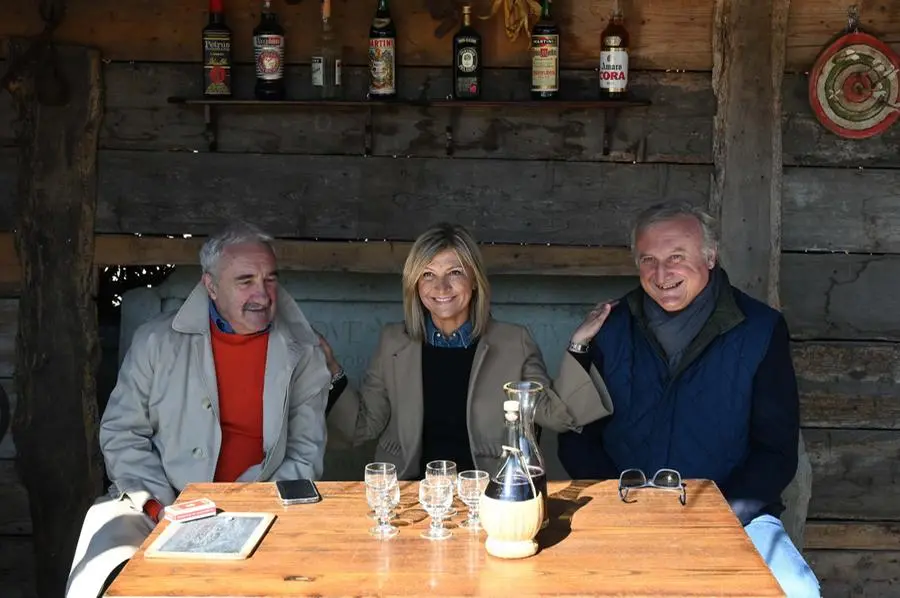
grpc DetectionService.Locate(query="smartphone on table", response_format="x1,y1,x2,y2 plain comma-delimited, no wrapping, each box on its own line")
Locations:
275,479,322,505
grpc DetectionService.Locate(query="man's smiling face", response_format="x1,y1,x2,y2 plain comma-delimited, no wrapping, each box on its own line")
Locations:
636,215,715,313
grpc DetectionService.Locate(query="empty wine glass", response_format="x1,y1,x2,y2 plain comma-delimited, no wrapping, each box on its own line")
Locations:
365,462,400,539
419,477,453,540
457,469,489,531
425,460,458,516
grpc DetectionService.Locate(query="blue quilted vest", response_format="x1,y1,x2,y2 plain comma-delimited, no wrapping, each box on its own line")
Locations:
590,283,779,486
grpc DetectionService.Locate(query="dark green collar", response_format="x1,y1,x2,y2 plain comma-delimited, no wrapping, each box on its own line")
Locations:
626,268,745,379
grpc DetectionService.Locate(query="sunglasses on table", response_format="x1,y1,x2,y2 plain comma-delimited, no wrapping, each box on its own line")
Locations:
618,468,686,506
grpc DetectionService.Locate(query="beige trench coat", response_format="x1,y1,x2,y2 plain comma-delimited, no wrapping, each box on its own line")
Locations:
65,281,331,598
327,320,612,479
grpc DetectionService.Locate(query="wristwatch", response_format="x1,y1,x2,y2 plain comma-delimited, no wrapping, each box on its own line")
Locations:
568,341,590,354
329,368,346,390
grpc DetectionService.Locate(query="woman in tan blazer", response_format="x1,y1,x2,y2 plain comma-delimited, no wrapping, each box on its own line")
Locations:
322,223,612,480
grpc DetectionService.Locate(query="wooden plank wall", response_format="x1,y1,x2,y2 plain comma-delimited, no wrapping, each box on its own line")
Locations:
2,1,900,595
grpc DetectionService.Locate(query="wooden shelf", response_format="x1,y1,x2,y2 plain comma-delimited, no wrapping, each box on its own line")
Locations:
167,96,651,110
166,95,650,154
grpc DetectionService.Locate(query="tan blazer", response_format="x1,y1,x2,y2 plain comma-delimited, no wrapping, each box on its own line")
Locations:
327,319,612,479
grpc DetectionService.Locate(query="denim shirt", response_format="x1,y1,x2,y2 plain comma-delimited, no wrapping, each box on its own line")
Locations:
425,315,475,348
209,299,235,334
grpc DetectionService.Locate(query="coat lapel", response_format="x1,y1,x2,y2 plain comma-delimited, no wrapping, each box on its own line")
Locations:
262,326,299,457
391,337,423,477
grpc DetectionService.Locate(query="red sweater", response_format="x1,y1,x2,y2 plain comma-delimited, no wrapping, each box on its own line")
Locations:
209,322,269,482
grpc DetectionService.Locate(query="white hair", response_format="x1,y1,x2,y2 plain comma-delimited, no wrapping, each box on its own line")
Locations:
630,202,719,264
199,222,275,279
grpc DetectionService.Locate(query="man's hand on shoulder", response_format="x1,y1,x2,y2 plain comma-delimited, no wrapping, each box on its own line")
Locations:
570,300,618,349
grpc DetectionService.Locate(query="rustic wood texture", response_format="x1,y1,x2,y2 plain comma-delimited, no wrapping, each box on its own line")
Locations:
7,60,900,169
3,0,900,71
87,151,710,243
782,73,900,168
711,0,789,305
106,480,783,597
794,342,900,429
0,299,14,378
782,167,900,253
102,64,714,165
0,379,14,458
0,460,29,535
805,521,900,551
6,41,105,598
781,253,900,341
0,232,636,287
806,550,900,597
805,429,900,520
0,537,37,598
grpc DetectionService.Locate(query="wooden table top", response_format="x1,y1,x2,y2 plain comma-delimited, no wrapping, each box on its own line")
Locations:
105,480,784,597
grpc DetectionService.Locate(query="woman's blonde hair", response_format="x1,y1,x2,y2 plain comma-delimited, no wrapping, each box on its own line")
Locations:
402,222,492,341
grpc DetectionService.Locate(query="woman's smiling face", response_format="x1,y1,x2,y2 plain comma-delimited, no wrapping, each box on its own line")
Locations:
417,248,474,334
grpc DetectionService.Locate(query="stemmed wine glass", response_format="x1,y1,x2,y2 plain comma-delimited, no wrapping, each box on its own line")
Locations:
418,477,453,540
425,460,458,516
456,470,489,531
365,462,400,539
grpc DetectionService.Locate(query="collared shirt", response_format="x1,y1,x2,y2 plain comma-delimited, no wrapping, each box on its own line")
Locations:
209,299,273,335
425,315,475,348
209,299,236,334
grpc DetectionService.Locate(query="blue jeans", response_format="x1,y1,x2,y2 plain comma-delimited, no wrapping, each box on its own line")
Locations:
745,514,821,597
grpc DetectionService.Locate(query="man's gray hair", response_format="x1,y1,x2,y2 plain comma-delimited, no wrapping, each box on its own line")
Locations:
630,202,719,263
199,222,275,278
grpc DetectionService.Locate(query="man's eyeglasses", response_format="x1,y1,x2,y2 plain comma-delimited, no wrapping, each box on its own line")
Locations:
618,468,686,506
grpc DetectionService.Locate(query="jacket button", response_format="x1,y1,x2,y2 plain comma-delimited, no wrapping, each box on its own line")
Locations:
201,397,212,410
192,447,204,458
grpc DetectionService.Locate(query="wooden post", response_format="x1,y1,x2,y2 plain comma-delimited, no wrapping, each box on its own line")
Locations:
710,0,790,307
4,40,104,597
710,0,813,556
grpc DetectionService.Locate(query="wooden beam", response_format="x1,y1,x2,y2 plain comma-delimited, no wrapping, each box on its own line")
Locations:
711,0,790,306
805,550,900,597
90,153,709,243
806,521,900,551
782,254,900,341
794,342,900,430
0,232,637,289
805,429,900,520
6,40,105,598
783,167,900,253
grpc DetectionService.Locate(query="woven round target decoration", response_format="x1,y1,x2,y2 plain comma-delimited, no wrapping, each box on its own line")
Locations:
809,31,900,139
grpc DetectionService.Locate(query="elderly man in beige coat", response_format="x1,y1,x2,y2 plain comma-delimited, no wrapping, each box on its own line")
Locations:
65,223,332,598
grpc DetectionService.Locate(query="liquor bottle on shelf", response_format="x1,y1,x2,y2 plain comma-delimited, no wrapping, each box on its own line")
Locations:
530,0,559,100
368,0,396,99
312,0,342,99
253,0,286,100
599,2,629,99
202,0,232,97
452,4,482,100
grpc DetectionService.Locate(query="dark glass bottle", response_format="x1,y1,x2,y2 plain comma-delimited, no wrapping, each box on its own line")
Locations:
599,4,630,99
452,4,482,100
253,0,285,100
530,0,559,100
202,0,232,97
368,0,397,99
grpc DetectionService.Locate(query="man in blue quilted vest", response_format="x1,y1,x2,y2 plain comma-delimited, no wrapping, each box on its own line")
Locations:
557,202,820,597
